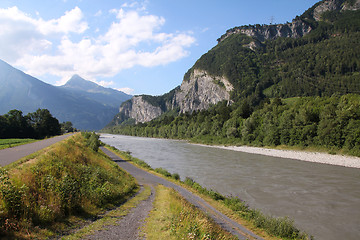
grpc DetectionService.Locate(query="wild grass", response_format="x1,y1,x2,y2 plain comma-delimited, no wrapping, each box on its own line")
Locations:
0,138,37,150
144,185,237,240
0,133,137,239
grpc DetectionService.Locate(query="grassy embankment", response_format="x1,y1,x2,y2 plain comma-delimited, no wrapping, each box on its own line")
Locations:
0,139,38,150
145,185,237,240
107,146,313,240
0,133,137,239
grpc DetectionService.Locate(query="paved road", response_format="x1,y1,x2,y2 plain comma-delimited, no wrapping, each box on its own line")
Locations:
0,134,75,167
100,147,264,240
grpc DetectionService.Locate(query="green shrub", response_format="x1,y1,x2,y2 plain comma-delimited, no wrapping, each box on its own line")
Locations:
155,168,172,177
0,168,24,218
171,173,180,180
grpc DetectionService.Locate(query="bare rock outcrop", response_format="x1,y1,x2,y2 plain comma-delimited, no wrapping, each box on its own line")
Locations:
218,0,360,44
119,96,164,123
314,0,360,20
175,69,233,113
115,69,233,124
217,20,313,43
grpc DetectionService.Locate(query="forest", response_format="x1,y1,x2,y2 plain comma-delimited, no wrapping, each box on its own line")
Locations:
0,109,63,139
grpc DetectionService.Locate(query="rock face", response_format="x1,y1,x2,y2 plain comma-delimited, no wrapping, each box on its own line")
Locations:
314,0,360,20
175,69,233,113
119,96,164,123
218,0,360,44
217,20,313,43
115,69,233,124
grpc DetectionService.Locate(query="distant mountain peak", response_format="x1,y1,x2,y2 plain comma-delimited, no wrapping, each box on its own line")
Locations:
63,74,99,91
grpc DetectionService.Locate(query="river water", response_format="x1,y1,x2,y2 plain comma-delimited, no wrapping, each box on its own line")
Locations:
100,134,360,240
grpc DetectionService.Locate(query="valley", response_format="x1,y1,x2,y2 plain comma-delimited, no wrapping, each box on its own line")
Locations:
0,0,359,239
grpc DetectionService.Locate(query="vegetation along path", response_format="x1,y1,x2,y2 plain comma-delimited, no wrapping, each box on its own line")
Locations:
99,146,263,240
0,133,75,166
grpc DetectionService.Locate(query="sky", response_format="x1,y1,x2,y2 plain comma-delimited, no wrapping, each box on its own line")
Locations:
0,0,319,96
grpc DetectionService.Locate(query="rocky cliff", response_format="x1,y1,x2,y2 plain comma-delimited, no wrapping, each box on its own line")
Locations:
116,69,233,124
217,0,360,44
217,20,313,43
313,0,360,20
175,69,233,113
118,96,165,123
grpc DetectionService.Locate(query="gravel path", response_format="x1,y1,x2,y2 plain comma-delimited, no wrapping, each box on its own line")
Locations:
86,185,156,240
99,147,263,240
0,133,75,166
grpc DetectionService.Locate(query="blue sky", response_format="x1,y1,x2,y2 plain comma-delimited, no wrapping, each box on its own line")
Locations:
0,0,319,96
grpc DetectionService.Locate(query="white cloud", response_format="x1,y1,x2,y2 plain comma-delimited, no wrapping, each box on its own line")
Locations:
94,10,102,17
117,87,134,95
96,80,114,87
37,7,88,35
0,6,87,61
0,6,195,86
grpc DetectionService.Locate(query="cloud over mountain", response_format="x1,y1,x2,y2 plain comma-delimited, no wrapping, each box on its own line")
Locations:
0,4,195,85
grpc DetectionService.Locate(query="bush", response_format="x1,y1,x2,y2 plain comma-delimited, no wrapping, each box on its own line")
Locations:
171,173,180,180
82,132,100,152
0,168,24,218
155,168,172,178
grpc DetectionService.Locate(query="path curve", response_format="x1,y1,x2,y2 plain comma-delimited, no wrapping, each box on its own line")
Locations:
0,133,75,166
100,147,264,240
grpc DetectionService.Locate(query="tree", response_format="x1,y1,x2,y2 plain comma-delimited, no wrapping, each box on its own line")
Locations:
3,110,33,138
61,121,74,133
27,109,61,139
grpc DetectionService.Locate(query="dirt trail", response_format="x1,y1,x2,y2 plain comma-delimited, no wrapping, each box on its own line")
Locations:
86,185,156,240
98,147,264,240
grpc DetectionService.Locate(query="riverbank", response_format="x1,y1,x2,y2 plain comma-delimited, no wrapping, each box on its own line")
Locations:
198,144,360,169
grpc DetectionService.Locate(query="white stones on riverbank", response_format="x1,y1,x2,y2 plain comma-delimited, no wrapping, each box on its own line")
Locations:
198,145,360,169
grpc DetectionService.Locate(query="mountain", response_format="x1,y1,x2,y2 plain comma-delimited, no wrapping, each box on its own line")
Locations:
0,60,131,130
107,0,360,127
60,74,131,109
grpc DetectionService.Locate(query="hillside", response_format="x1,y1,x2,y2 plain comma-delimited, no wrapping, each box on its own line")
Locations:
103,0,360,155
107,0,360,127
0,60,131,130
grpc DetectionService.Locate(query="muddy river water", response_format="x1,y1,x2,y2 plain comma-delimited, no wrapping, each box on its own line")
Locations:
100,134,360,240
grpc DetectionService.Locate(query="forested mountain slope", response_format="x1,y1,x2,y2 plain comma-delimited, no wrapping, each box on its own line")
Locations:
108,0,360,127
104,0,360,155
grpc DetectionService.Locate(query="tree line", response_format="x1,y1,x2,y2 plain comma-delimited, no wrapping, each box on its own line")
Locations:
104,94,360,157
0,109,74,139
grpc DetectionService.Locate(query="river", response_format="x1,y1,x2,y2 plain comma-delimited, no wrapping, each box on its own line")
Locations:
100,134,360,240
